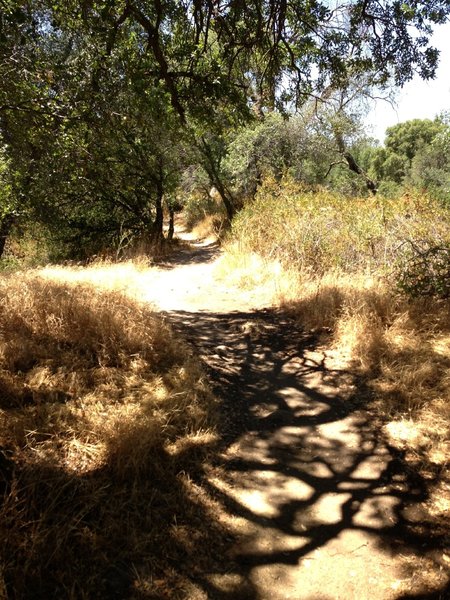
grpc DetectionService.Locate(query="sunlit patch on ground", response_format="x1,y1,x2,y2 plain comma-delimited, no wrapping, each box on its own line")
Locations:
384,419,428,449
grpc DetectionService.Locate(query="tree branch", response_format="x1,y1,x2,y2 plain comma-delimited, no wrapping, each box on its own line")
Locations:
129,3,186,124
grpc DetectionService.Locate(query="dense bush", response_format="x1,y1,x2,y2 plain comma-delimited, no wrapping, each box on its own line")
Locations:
183,190,227,229
229,177,450,291
396,242,450,298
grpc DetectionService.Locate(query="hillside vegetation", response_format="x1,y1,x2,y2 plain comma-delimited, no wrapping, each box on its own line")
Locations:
221,178,450,481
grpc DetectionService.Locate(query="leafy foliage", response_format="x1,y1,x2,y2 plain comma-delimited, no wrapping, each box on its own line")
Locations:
1,1,450,258
224,108,375,201
363,116,450,201
229,177,450,285
396,242,450,298
385,118,446,162
407,122,450,204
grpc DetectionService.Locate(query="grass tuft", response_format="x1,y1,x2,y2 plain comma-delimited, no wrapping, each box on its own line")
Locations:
0,272,219,598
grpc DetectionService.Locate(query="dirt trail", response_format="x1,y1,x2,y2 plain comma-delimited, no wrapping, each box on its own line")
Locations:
148,236,448,600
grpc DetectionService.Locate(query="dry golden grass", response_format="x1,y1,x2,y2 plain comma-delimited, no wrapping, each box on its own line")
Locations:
190,214,228,242
230,178,450,302
38,257,155,297
0,271,220,598
221,177,450,503
214,245,286,300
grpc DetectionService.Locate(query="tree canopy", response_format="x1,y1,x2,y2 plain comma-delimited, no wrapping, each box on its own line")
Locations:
1,1,449,258
2,1,449,118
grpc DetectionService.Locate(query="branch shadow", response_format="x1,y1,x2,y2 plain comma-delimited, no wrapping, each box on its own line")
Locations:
155,240,220,269
1,438,235,599
165,308,449,599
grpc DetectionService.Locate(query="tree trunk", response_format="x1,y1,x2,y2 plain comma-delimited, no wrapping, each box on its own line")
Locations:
146,158,166,247
342,151,377,195
167,207,175,240
200,137,235,221
152,193,164,242
210,175,235,221
334,131,377,195
0,212,15,259
149,168,165,247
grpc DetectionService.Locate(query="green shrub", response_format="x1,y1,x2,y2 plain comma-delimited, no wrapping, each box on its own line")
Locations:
396,242,450,298
183,191,226,229
229,176,450,288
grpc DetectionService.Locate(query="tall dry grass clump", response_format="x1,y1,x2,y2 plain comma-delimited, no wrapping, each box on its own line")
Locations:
0,273,218,598
230,177,449,276
223,176,450,475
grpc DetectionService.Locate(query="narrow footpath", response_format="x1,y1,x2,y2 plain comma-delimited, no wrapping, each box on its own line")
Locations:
148,236,449,600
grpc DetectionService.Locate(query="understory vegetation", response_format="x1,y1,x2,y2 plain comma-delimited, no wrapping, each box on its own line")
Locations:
1,1,450,597
0,273,219,598
221,178,450,479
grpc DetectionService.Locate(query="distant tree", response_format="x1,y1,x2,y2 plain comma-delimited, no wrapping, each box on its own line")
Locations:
223,107,379,200
385,118,446,162
369,117,449,194
224,113,311,199
406,117,450,203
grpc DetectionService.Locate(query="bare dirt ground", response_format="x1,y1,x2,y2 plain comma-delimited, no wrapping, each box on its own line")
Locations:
143,234,449,600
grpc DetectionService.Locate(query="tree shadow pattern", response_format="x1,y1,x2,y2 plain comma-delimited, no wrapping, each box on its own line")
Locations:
1,285,448,599
166,308,449,600
155,241,220,270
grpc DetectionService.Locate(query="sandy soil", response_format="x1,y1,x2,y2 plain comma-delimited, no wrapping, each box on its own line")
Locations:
144,236,449,600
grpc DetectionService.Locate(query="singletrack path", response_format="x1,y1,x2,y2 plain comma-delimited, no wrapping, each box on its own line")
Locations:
143,235,448,600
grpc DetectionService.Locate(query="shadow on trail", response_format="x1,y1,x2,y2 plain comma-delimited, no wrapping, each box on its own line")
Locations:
156,240,220,269
166,308,448,600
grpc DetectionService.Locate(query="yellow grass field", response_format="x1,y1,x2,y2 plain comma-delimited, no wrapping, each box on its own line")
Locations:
0,270,219,598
